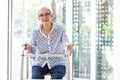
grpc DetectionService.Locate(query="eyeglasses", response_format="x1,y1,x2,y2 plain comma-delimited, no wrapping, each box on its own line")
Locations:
39,13,50,18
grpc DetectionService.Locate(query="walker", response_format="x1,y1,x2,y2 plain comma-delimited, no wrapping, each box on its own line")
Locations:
20,47,71,80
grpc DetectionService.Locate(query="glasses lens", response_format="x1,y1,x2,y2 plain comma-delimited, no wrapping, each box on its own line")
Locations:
39,13,50,18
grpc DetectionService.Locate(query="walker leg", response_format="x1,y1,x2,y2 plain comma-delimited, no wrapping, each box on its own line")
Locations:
66,54,70,80
26,56,29,79
20,54,24,80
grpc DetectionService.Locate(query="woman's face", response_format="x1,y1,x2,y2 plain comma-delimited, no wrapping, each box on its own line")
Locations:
38,8,52,24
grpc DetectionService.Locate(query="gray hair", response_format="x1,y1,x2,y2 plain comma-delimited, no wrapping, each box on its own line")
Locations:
37,7,53,16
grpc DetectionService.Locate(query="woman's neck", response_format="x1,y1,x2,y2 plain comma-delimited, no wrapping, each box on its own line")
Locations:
41,22,52,37
42,22,52,31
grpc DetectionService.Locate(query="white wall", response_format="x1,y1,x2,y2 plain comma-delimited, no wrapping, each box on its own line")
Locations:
0,0,8,80
114,0,120,80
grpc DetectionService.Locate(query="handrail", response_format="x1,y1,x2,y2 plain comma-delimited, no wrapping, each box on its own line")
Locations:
23,53,65,57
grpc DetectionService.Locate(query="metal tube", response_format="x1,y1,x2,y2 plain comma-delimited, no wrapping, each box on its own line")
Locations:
20,47,25,80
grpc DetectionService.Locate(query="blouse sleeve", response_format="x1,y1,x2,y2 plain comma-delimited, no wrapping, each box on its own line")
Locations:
61,27,70,44
29,30,37,54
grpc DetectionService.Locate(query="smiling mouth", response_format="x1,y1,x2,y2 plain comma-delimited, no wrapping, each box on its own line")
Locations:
43,19,49,22
43,21,48,22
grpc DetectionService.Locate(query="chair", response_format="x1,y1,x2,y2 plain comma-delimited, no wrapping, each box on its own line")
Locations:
20,47,71,80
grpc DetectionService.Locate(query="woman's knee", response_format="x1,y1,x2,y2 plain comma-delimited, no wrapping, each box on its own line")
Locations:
50,65,66,79
32,74,44,79
32,66,44,79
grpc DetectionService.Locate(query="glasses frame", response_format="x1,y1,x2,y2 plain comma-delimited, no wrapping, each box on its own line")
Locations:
38,13,50,18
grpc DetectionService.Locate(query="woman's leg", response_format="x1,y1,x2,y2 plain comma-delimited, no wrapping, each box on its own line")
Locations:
50,65,66,79
32,64,49,79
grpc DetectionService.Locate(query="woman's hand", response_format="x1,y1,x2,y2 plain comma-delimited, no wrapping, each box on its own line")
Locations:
22,42,31,53
65,43,72,51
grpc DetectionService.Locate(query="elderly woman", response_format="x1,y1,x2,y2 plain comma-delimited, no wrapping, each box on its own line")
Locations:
23,7,72,79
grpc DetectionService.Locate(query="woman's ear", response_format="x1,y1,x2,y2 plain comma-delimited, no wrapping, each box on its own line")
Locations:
51,15,53,20
51,14,53,18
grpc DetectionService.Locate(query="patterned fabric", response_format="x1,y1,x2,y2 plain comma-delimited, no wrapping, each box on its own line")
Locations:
29,22,69,69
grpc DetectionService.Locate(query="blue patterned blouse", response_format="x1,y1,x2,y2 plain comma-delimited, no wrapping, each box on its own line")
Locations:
29,22,69,69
